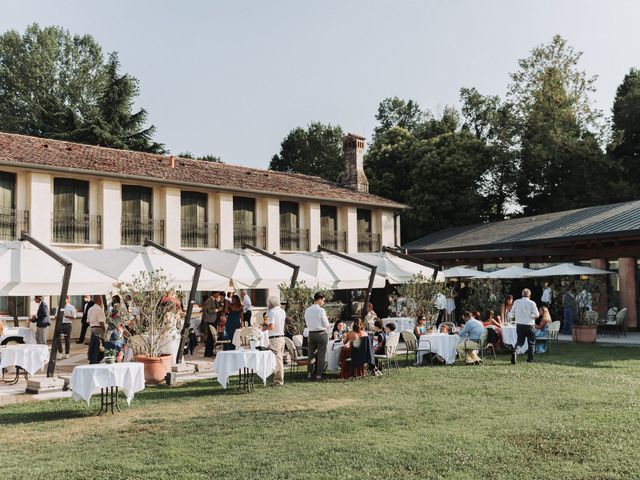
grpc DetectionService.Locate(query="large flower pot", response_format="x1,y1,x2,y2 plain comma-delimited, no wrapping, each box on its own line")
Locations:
572,325,597,344
134,354,173,384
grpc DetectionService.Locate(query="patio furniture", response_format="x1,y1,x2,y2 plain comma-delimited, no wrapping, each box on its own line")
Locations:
614,308,628,337
438,322,455,333
374,333,400,372
547,321,561,348
463,329,495,364
212,350,275,390
284,337,308,376
208,326,231,354
419,333,459,365
0,344,49,384
401,330,433,366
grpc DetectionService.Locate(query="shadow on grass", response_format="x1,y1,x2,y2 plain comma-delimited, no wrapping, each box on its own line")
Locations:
0,408,87,425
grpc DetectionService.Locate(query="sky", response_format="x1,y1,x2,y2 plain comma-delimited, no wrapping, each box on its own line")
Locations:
3,0,640,168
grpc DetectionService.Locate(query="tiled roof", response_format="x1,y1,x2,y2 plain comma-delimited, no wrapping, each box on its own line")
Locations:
404,200,640,251
0,132,405,209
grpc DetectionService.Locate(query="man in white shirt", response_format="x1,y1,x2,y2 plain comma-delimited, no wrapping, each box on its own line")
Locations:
241,290,252,327
58,296,77,359
265,295,286,386
87,295,106,338
304,292,330,381
541,283,553,307
509,288,539,364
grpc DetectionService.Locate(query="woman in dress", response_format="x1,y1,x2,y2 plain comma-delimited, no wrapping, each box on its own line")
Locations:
414,316,428,338
535,306,552,353
500,295,514,322
224,294,243,350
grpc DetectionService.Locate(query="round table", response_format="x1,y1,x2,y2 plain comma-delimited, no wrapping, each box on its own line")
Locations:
501,325,528,353
232,329,270,350
0,327,36,345
212,350,276,390
418,333,460,364
71,363,145,414
0,344,49,377
381,317,416,333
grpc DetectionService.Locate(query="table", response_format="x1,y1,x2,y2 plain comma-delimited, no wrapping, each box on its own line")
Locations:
231,329,269,350
418,333,460,365
327,340,343,373
0,344,49,383
212,350,275,390
70,363,145,414
501,325,528,354
0,327,36,345
382,317,416,333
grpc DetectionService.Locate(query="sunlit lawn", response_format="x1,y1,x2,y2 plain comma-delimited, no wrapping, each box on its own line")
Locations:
1,343,640,479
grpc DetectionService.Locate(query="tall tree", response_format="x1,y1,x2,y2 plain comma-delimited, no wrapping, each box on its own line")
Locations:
178,151,223,163
0,23,163,152
269,122,344,182
373,96,429,139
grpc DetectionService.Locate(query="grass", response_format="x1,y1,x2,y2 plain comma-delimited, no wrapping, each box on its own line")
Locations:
2,343,640,479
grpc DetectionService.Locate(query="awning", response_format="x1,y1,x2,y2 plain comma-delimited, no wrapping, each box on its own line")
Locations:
442,266,489,278
351,252,444,283
483,266,537,279
525,263,613,277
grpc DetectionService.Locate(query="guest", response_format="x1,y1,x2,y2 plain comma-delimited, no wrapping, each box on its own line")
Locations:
509,288,539,364
109,295,124,328
339,322,376,379
500,295,514,322
241,289,253,327
87,295,106,339
483,310,501,328
562,289,576,335
353,318,368,337
58,296,76,359
535,306,552,353
264,295,286,386
384,322,397,338
364,303,377,331
541,282,553,307
331,320,346,341
373,319,386,355
30,296,51,345
304,292,330,381
76,295,94,344
414,316,428,338
203,292,220,357
472,311,482,321
224,294,243,350
456,313,484,364
483,310,504,351
435,292,447,325
105,322,126,362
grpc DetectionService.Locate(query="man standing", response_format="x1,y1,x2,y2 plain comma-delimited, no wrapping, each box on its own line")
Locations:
241,290,252,327
58,296,77,359
87,295,106,338
76,295,94,344
203,292,220,357
541,282,553,307
31,296,50,345
509,288,539,364
265,295,286,386
304,292,330,381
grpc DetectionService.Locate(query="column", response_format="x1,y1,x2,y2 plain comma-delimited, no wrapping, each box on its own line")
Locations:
344,206,358,253
162,187,181,250
100,180,121,249
380,210,396,248
302,202,320,252
27,172,53,245
618,257,637,329
263,198,279,252
590,259,608,318
215,193,234,249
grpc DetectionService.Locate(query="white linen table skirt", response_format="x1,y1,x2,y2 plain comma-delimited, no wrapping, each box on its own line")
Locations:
212,350,276,388
0,344,49,374
501,325,528,354
0,327,36,345
418,333,460,365
71,363,145,405
232,329,270,350
326,340,343,373
381,317,416,333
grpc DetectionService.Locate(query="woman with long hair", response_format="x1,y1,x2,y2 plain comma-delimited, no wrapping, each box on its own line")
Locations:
224,294,243,350
535,306,552,353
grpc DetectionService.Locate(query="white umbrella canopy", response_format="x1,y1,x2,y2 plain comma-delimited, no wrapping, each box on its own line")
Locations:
483,266,537,279
525,263,613,278
63,246,231,291
351,252,445,283
182,249,314,289
280,251,386,289
442,266,489,278
0,241,115,295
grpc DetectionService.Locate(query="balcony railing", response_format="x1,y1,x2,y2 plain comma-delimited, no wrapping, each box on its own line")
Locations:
357,232,381,253
0,208,29,241
280,227,309,251
121,217,165,246
320,229,347,252
182,221,218,249
234,224,266,249
52,212,102,245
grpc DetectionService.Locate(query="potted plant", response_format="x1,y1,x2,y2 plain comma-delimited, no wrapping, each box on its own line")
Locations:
104,348,117,364
556,277,601,345
279,282,343,335
117,270,182,384
396,273,447,326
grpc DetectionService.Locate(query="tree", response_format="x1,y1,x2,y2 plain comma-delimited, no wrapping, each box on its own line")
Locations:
0,24,163,152
373,96,428,139
178,151,223,163
269,122,344,182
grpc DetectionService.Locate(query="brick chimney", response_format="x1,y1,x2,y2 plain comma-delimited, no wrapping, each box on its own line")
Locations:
341,133,369,193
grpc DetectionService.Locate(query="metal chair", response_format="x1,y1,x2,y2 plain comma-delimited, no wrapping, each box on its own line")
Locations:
463,329,494,364
208,325,230,354
374,333,400,372
547,321,561,348
284,337,308,376
614,308,628,337
439,322,455,333
401,330,433,366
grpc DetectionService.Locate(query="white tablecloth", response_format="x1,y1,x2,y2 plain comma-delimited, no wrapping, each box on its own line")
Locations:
0,327,36,345
382,317,416,333
232,329,269,350
0,344,50,375
501,325,528,354
327,340,343,373
212,350,276,388
418,333,460,365
70,363,146,405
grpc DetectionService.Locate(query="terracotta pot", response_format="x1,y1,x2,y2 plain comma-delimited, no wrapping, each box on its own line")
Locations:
572,325,597,344
134,354,173,384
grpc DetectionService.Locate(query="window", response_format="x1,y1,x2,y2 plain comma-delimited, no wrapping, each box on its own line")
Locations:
181,191,208,248
53,178,94,243
233,197,256,226
357,209,372,234
0,172,16,240
122,185,152,219
321,205,337,232
54,178,88,215
279,201,299,229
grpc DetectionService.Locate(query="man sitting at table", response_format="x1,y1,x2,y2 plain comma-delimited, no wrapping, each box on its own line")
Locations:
456,313,484,364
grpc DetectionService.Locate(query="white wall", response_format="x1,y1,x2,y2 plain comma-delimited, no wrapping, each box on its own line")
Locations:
162,187,181,250
100,180,121,249
216,193,234,249
380,210,396,247
27,172,53,244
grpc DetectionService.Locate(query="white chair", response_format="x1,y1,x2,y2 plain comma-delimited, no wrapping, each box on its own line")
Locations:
284,337,308,376
374,333,400,372
401,330,433,366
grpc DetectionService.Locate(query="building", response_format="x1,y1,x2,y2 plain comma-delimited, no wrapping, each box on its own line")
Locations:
0,131,405,315
404,200,640,329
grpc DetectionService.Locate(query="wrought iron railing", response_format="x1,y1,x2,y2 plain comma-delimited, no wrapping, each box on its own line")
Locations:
280,227,310,251
357,232,381,253
0,208,29,241
182,221,218,248
320,229,347,252
234,224,266,249
52,212,102,245
121,217,165,246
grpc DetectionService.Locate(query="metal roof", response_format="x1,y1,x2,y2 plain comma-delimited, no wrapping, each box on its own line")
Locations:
404,200,640,252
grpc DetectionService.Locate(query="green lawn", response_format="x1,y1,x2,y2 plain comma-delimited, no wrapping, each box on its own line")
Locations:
2,344,640,480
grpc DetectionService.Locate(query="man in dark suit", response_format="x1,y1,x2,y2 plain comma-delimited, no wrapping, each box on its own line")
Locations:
76,295,94,344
